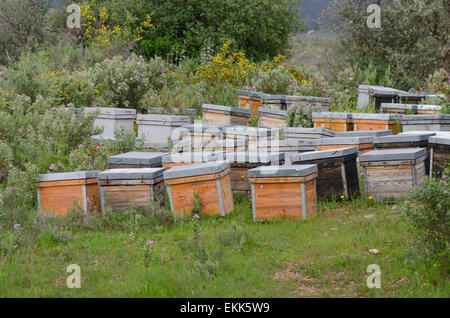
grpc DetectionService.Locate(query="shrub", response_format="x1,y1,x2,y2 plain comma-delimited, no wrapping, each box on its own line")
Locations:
252,66,295,95
286,103,314,128
0,0,50,64
400,168,450,258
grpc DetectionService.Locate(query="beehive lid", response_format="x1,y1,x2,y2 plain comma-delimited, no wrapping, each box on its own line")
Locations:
315,136,374,145
312,112,351,119
335,130,392,137
248,164,318,178
162,151,225,163
428,136,450,145
375,134,432,144
38,170,101,182
84,107,136,119
402,114,450,122
202,104,251,117
416,104,442,111
223,126,274,137
360,148,426,162
237,90,269,99
283,127,335,137
258,107,287,117
291,147,358,162
351,113,400,120
285,95,331,103
107,152,167,165
136,114,191,123
381,103,415,110
163,161,230,180
224,151,284,163
98,168,165,180
179,123,224,134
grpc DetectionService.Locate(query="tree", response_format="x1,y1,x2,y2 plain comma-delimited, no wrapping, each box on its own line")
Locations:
323,0,450,90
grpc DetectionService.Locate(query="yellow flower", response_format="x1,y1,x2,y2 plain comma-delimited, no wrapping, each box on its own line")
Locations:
368,196,373,200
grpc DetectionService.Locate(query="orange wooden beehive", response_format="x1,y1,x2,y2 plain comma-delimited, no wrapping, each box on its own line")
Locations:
164,161,234,217
312,112,353,132
249,165,318,221
352,113,402,135
202,104,251,126
315,136,375,155
237,90,265,116
37,171,101,216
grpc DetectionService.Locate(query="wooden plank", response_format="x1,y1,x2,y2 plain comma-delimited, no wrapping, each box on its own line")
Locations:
39,185,84,215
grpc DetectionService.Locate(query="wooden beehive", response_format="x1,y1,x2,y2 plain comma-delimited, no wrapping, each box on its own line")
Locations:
161,151,225,169
237,90,266,116
291,147,360,200
381,103,416,114
283,127,335,140
312,112,353,132
136,114,191,145
375,133,435,176
335,130,392,138
164,161,234,216
360,148,427,199
83,107,136,139
315,136,375,155
98,168,165,212
416,104,442,115
352,113,402,135
401,114,450,132
178,123,225,143
257,107,287,129
223,126,276,152
428,136,450,177
37,171,101,216
225,151,285,197
249,165,318,221
107,151,167,169
202,104,251,126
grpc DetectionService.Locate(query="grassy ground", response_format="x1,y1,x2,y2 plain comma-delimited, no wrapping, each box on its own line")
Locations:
0,194,448,298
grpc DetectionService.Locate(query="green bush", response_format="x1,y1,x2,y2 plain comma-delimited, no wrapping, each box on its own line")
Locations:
286,103,314,128
400,168,450,258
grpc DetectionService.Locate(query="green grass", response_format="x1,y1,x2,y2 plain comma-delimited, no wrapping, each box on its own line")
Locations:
0,195,448,298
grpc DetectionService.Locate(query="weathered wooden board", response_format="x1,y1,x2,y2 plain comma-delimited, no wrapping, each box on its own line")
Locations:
316,143,374,154
313,118,352,132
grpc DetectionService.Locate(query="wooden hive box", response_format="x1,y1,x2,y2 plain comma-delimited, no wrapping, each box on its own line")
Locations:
315,136,375,155
428,136,450,177
257,107,287,129
136,114,191,145
381,103,416,114
352,113,402,135
98,168,165,212
164,161,234,217
249,165,318,221
291,147,360,200
223,126,276,152
375,133,435,176
416,104,442,115
401,114,450,132
360,148,427,199
161,151,225,169
107,151,167,169
37,171,101,216
262,95,330,112
202,104,251,126
225,151,285,197
312,112,353,132
283,127,335,140
237,90,267,116
84,107,136,139
178,123,225,143
335,130,392,138
172,140,208,153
